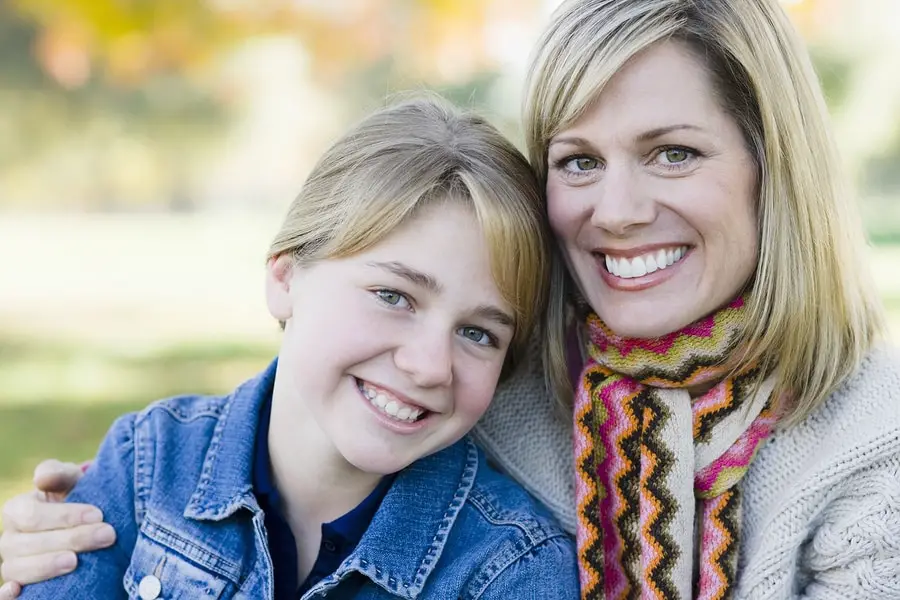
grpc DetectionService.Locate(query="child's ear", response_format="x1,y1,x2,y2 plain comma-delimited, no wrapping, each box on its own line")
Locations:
266,255,295,321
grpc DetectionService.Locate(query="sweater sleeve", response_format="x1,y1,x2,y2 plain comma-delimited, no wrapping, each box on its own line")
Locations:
799,455,900,600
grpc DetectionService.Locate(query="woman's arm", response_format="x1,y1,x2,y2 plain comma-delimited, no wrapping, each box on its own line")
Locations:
0,460,115,597
11,414,138,599
799,455,900,599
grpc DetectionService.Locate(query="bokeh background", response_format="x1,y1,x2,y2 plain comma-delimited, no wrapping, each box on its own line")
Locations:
1,0,898,552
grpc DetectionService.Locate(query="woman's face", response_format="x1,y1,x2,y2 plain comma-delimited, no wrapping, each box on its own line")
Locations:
546,41,759,338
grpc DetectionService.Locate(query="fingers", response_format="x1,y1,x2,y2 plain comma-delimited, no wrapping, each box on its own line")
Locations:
2,491,103,534
0,551,77,586
32,460,85,499
0,581,22,600
0,523,115,561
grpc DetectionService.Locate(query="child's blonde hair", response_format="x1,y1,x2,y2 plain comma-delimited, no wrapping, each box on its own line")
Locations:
268,95,550,376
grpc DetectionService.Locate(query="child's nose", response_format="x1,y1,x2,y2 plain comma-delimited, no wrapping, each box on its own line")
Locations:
392,328,453,389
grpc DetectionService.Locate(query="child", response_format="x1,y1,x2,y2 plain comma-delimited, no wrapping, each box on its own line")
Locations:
15,96,578,599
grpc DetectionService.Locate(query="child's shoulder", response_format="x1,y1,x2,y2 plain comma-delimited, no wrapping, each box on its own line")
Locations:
135,392,232,429
467,443,572,541
419,440,578,598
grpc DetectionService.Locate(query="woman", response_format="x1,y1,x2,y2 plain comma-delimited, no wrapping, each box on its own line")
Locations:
2,0,898,598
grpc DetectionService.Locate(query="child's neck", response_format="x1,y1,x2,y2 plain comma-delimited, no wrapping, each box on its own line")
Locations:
266,383,382,532
266,379,383,583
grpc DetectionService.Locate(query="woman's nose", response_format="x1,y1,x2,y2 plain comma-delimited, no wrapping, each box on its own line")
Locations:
589,165,657,236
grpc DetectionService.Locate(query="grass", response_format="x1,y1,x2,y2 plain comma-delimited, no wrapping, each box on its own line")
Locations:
0,337,276,499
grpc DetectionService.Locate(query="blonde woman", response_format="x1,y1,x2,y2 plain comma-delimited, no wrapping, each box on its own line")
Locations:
473,0,899,598
3,0,899,598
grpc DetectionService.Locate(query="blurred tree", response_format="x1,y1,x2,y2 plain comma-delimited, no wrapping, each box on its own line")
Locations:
1,0,536,210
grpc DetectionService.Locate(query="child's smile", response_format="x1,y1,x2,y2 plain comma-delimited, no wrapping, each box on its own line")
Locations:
355,377,429,424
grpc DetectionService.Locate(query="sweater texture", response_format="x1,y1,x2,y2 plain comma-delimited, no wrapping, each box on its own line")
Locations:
473,342,900,599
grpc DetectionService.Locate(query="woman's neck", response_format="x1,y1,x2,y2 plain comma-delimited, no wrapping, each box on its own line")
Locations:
687,380,719,398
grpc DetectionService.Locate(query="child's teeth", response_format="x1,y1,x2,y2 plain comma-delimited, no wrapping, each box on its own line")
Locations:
360,381,424,422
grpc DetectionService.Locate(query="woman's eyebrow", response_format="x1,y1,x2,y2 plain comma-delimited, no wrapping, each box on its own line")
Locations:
549,135,591,149
635,123,703,143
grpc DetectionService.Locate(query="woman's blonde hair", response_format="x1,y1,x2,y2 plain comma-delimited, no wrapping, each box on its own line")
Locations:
268,94,550,376
526,0,886,422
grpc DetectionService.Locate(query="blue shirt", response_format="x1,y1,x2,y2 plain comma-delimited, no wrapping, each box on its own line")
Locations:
20,359,578,599
253,391,394,598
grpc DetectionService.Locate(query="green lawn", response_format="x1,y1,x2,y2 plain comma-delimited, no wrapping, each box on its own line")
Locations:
0,337,277,502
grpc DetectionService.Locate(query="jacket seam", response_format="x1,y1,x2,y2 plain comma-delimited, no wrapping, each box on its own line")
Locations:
466,535,570,600
466,487,558,544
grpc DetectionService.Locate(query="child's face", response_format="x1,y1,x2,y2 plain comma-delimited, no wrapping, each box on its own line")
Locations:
266,201,514,475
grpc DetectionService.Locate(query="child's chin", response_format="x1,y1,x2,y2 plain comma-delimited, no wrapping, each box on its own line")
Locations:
340,447,416,476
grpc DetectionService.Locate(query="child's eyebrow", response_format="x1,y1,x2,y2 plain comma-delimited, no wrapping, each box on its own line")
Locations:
474,305,516,330
367,261,515,329
367,261,442,293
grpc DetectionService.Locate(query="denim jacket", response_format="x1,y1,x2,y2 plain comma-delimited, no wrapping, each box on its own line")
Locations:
19,362,578,599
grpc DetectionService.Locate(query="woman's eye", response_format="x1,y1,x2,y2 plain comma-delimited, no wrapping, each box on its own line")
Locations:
658,147,693,165
565,156,599,172
458,326,495,347
374,289,410,308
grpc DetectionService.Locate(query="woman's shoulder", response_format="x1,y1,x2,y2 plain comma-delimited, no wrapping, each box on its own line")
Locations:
755,344,900,486
741,347,900,597
801,344,900,445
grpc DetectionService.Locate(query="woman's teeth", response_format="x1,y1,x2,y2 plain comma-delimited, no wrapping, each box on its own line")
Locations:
604,246,688,279
357,380,424,423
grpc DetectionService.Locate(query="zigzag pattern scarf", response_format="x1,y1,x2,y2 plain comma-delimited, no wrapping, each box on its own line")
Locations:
574,297,781,600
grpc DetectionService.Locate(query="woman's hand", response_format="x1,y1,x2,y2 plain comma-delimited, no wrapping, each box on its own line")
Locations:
0,460,114,598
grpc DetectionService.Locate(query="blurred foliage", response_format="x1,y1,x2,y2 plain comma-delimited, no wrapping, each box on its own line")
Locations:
9,0,524,86
0,0,896,218
1,0,533,211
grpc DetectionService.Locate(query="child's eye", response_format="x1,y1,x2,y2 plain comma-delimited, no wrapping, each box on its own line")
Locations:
458,326,496,347
373,288,411,309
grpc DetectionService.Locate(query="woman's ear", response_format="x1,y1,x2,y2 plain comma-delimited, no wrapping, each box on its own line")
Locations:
265,254,295,321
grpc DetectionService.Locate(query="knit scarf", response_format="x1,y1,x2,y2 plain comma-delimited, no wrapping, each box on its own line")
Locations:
574,297,781,600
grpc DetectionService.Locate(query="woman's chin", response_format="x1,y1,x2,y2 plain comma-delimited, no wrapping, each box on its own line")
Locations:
594,304,696,339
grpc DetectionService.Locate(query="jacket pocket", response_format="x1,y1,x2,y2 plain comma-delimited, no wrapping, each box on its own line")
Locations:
124,532,234,599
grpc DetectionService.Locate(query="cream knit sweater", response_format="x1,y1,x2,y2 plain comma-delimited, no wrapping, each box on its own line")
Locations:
472,344,900,599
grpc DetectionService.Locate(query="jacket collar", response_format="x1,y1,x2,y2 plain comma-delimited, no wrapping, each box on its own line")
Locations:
334,437,480,599
182,358,482,599
184,359,277,520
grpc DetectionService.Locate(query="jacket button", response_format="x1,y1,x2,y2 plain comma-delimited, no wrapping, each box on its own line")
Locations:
138,575,162,599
